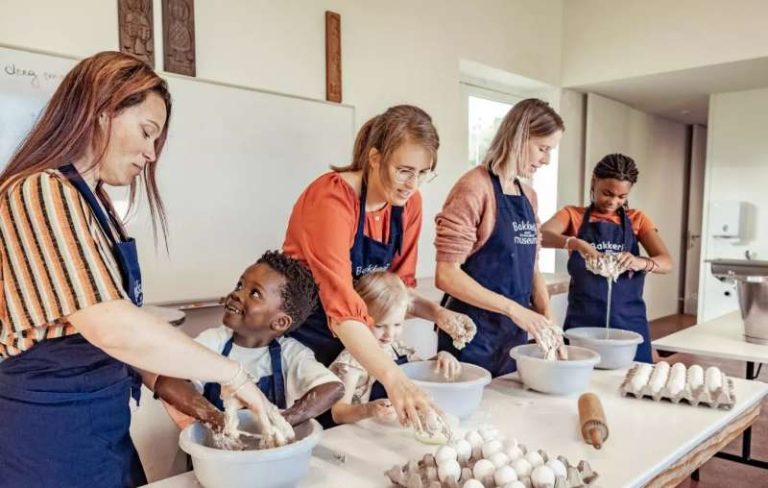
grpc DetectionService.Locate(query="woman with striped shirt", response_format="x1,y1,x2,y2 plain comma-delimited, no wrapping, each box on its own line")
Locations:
0,52,281,487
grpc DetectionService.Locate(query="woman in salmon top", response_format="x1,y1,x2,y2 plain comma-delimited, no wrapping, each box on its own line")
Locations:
283,105,476,425
540,153,673,362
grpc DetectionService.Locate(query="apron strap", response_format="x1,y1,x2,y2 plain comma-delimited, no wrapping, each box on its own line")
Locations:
202,337,287,410
355,181,369,242
267,339,287,409
202,337,235,410
58,165,122,246
354,180,404,256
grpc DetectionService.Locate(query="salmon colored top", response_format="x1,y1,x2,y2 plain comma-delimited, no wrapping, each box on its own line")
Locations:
434,166,540,264
283,172,421,329
552,205,657,239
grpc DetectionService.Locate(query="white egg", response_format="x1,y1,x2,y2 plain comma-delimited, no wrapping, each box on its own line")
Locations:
472,459,495,480
504,482,527,488
463,480,484,488
489,452,510,468
435,445,458,465
465,430,484,449
438,459,461,482
451,439,472,463
482,439,504,458
525,450,544,467
504,437,519,450
545,459,567,478
494,465,518,485
512,458,533,478
505,445,524,461
531,465,556,488
471,445,482,461
479,427,500,441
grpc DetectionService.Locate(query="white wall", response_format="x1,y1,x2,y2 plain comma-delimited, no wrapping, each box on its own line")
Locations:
0,0,565,279
683,124,707,315
552,89,586,273
585,94,688,320
698,87,768,320
561,0,768,86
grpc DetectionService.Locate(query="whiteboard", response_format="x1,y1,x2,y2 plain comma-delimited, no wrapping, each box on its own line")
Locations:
0,45,355,305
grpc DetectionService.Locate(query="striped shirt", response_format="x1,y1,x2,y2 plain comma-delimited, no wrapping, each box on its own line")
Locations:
0,170,127,357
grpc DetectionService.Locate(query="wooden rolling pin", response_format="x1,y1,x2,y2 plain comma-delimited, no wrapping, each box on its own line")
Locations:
578,392,609,449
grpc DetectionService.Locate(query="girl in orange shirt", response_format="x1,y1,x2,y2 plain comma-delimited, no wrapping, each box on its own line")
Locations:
283,105,476,427
541,153,673,362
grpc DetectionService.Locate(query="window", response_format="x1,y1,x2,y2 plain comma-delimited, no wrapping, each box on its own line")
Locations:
467,92,558,273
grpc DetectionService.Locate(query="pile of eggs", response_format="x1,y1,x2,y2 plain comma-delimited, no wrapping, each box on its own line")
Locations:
386,426,597,488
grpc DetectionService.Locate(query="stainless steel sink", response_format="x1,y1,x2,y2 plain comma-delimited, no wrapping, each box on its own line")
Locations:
708,259,768,345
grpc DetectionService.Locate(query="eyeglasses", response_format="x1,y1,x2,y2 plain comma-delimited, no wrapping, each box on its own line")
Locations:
393,167,438,184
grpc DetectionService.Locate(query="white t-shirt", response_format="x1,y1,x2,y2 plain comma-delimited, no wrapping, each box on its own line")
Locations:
329,341,419,404
192,326,340,408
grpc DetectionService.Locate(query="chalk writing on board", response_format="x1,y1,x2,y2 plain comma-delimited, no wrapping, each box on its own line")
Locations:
2,64,64,89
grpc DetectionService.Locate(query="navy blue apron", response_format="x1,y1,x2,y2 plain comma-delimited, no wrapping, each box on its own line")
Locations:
0,165,146,487
563,205,651,363
368,345,409,401
202,337,287,410
289,180,404,366
437,173,537,377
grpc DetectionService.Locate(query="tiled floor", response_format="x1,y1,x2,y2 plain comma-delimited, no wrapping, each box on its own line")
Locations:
649,315,768,488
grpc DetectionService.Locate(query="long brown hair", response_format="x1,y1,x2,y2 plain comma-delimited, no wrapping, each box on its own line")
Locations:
482,98,564,180
0,51,172,242
332,105,439,185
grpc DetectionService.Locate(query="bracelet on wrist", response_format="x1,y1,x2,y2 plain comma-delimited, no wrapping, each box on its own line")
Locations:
564,236,575,250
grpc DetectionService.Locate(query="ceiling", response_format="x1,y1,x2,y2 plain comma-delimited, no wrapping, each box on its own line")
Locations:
568,56,768,125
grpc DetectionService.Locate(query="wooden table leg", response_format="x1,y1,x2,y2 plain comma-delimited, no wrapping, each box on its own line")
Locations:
645,403,761,487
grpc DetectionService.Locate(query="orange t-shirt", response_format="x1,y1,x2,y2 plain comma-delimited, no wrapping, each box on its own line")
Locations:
552,206,657,239
282,172,421,329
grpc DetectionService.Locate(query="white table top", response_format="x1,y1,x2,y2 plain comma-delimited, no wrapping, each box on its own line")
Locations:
143,368,768,488
653,312,768,364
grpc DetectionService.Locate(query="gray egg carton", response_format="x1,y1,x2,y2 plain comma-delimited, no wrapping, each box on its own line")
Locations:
619,363,735,410
385,446,598,488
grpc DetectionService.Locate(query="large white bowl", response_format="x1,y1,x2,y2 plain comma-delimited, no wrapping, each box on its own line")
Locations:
179,412,322,488
400,360,491,419
564,327,643,369
509,344,600,395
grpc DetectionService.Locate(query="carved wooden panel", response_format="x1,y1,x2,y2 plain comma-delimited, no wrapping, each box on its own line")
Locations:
162,0,196,76
325,11,342,103
118,0,155,67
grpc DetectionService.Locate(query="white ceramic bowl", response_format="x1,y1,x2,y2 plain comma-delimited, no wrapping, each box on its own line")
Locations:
509,344,600,395
179,412,322,488
400,360,491,419
564,327,643,369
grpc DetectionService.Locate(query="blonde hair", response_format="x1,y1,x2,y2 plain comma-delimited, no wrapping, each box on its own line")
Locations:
481,98,564,180
354,271,410,323
332,105,439,186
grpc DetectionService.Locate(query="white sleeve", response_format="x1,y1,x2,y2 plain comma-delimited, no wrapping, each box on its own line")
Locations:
282,339,342,407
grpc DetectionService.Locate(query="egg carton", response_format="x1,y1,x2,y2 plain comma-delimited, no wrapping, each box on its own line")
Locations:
619,362,735,410
385,427,598,488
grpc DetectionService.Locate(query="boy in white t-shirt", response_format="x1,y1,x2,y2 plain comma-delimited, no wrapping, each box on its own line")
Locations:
154,251,343,430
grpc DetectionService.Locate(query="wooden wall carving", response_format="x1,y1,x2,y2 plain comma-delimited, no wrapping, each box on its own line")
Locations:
162,0,196,76
325,11,342,103
118,0,155,66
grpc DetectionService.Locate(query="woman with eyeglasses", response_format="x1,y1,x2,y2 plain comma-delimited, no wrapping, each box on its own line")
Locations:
283,105,476,427
434,99,565,377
